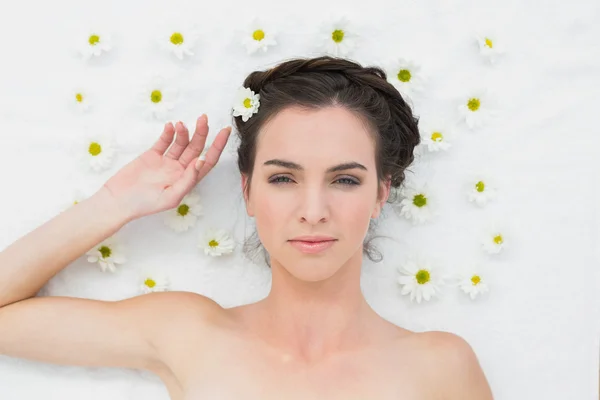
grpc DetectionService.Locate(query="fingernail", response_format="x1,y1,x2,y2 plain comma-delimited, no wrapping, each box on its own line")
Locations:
195,158,205,171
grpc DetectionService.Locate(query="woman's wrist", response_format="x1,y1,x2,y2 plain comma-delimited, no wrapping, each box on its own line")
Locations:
87,186,137,227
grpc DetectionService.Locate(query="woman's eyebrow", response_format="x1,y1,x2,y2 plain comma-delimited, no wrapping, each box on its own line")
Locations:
263,159,367,173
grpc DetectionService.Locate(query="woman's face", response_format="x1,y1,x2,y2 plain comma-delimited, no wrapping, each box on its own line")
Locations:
242,106,389,281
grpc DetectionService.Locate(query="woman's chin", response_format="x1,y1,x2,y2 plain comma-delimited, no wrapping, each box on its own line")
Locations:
283,264,341,283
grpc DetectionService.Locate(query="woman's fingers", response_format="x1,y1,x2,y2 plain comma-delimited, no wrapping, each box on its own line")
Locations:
163,156,202,203
164,121,190,160
178,114,209,167
164,126,232,203
150,122,176,155
195,126,232,183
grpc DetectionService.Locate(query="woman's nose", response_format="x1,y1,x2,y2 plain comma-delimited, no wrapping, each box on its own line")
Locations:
297,186,331,224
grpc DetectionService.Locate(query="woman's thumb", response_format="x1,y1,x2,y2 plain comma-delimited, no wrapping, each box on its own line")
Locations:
195,157,205,171
166,157,203,199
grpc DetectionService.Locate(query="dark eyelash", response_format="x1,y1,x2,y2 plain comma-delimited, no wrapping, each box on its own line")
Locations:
268,176,360,186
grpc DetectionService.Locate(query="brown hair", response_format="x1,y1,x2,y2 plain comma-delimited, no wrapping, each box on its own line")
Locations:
232,55,421,268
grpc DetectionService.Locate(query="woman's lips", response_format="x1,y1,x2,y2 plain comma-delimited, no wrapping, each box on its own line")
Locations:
288,240,337,254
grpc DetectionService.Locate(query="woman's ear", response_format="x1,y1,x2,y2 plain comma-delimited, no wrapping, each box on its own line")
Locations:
241,173,254,217
371,176,391,219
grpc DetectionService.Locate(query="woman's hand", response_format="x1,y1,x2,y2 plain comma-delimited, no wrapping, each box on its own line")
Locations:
99,114,232,222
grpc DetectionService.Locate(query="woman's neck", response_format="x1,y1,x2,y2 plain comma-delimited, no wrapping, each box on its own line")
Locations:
244,253,386,364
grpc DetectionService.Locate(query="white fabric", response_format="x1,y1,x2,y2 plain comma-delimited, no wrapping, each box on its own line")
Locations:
0,0,598,398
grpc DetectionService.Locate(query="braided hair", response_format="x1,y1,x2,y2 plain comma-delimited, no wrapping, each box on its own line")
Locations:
233,55,421,267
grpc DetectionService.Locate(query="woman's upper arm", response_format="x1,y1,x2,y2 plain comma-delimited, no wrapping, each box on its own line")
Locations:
0,291,217,373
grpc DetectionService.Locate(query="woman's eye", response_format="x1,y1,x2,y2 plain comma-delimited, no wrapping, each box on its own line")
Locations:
268,176,360,186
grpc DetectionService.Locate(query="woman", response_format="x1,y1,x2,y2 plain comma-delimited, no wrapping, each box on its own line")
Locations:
0,56,493,399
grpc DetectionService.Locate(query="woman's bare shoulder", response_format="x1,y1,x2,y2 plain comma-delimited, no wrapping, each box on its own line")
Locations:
405,330,494,399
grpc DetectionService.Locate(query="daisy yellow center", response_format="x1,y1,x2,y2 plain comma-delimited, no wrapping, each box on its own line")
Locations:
397,69,412,83
75,93,84,102
170,32,184,45
476,181,485,192
209,239,219,248
243,97,252,108
74,200,79,205
253,29,265,41
89,34,100,45
413,194,427,207
415,269,430,284
332,29,344,43
431,132,443,142
177,204,190,216
145,278,156,288
493,234,503,244
89,142,102,156
151,90,162,103
471,275,481,285
467,97,481,112
485,38,493,48
99,245,111,259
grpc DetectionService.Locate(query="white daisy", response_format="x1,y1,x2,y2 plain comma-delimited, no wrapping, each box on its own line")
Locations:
77,130,118,173
72,88,91,113
395,182,436,224
456,266,490,300
316,15,359,57
416,121,453,154
137,75,178,120
163,192,203,232
77,29,112,61
240,17,278,55
199,228,235,257
232,86,260,122
86,235,126,273
385,57,426,100
397,255,444,304
475,33,506,65
156,23,200,60
457,87,498,131
68,188,88,208
138,267,171,294
466,173,498,207
481,224,506,255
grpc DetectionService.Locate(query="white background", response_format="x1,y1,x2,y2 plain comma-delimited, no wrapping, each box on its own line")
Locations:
0,0,598,398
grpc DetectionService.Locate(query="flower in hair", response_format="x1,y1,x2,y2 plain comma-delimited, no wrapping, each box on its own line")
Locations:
156,22,200,60
317,15,358,57
76,27,112,61
457,87,498,130
385,57,426,99
475,32,505,65
397,254,445,304
232,86,260,122
241,17,278,55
